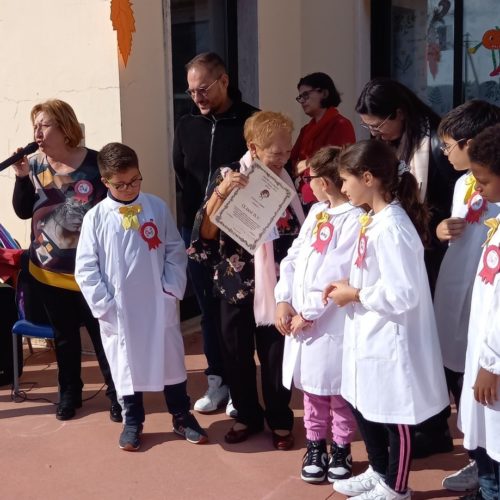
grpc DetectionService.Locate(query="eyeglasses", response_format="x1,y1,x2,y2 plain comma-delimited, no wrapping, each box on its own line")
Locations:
295,89,321,103
185,77,220,99
360,114,392,132
105,177,143,191
302,175,321,184
440,138,466,155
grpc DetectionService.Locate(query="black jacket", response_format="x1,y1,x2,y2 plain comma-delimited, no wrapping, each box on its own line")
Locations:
173,98,258,228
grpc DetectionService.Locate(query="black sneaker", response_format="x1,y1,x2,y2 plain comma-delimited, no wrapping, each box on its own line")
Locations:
328,441,352,482
172,412,208,444
119,424,143,451
301,439,328,483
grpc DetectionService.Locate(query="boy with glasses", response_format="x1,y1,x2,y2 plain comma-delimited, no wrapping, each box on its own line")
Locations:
434,100,500,495
75,142,207,451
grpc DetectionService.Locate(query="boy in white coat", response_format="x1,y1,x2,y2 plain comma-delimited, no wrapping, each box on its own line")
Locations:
275,147,362,484
458,125,500,499
75,142,207,451
434,100,500,493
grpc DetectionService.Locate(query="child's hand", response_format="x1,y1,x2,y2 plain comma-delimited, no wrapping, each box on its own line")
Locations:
436,217,466,241
275,302,296,335
322,282,338,305
289,314,311,335
473,367,499,406
326,280,358,307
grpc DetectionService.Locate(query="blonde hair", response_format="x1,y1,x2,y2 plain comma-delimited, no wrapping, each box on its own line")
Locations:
244,111,294,148
30,99,83,148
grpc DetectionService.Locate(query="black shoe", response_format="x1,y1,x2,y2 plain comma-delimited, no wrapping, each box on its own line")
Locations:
119,424,143,451
110,402,123,423
56,404,76,421
412,430,454,459
328,441,352,482
301,439,328,483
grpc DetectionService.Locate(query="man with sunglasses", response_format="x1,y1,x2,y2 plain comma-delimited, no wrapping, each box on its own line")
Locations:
173,52,258,416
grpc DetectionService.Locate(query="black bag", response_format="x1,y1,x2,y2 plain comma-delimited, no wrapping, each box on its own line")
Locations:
0,283,22,387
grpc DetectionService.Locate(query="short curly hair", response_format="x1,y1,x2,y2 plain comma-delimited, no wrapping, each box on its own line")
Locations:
468,123,500,175
243,111,293,148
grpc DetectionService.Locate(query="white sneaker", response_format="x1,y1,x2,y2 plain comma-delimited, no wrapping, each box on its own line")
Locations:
442,461,478,492
193,375,229,413
351,480,411,499
333,466,383,496
225,394,238,418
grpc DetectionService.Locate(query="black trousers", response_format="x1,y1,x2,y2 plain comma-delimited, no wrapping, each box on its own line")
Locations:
352,406,414,493
122,381,191,426
444,366,464,410
218,300,293,431
33,279,116,404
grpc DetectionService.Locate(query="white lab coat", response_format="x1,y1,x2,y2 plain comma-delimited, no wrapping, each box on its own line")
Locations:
458,214,500,462
434,172,500,372
341,202,449,424
75,193,188,396
275,201,363,395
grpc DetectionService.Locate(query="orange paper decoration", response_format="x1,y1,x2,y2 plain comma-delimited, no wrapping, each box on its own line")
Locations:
111,0,136,66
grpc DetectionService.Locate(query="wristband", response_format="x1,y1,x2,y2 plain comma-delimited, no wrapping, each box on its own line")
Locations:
354,288,361,302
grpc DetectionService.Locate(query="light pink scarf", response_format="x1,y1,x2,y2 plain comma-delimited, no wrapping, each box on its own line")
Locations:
231,151,305,326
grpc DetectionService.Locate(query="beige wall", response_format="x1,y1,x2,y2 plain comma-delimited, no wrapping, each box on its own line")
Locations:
0,0,370,249
118,0,176,208
0,0,121,247
257,0,371,140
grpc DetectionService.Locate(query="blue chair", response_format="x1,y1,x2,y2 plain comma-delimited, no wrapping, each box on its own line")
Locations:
12,320,55,399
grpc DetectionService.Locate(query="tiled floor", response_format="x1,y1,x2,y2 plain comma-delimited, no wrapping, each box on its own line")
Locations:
1,330,469,500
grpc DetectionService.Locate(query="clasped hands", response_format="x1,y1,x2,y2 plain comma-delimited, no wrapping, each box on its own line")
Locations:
275,279,357,336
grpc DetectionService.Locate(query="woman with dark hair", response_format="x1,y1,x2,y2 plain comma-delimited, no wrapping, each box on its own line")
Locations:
356,78,461,459
291,72,355,213
356,77,461,290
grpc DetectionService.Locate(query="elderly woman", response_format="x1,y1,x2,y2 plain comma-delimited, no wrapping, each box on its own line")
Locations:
291,72,355,213
12,99,120,422
189,111,304,449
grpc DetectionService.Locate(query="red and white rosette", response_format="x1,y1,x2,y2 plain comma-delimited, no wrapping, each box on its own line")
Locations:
478,245,500,284
311,222,334,254
74,180,93,202
355,234,367,268
140,220,161,250
465,190,487,224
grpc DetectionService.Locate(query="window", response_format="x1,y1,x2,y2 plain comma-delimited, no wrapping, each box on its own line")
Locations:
170,0,237,124
371,0,500,113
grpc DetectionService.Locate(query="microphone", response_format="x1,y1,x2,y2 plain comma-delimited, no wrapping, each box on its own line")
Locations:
0,142,39,173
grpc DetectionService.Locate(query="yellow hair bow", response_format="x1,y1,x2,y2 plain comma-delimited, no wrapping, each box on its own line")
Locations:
483,217,500,247
359,213,372,235
463,174,477,204
119,204,142,230
312,211,330,236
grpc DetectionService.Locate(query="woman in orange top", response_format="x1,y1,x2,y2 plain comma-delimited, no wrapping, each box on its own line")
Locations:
291,72,355,213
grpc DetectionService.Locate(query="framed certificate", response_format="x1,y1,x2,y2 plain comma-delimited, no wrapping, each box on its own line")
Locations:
211,160,296,254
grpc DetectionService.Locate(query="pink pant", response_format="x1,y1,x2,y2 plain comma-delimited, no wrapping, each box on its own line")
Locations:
303,391,357,445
